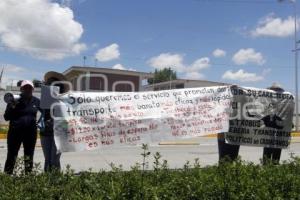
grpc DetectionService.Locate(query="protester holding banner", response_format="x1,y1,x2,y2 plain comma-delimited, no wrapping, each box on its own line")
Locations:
4,80,40,174
262,83,285,165
218,85,240,162
39,71,69,172
225,83,294,164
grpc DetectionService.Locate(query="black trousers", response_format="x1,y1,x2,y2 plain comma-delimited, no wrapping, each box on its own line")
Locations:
262,147,281,164
218,133,240,162
4,128,37,174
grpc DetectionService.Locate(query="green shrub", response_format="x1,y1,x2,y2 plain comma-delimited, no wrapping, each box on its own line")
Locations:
1,146,300,199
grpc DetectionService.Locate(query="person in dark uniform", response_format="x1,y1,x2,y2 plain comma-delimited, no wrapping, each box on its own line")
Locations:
39,71,69,172
218,132,240,162
4,80,40,174
262,82,285,165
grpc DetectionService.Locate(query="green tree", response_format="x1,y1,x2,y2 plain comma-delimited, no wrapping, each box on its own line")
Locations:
148,68,177,84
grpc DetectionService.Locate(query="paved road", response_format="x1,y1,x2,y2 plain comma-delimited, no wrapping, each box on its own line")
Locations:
1,137,300,172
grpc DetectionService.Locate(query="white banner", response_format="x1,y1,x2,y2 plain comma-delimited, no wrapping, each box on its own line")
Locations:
225,86,295,148
53,86,232,152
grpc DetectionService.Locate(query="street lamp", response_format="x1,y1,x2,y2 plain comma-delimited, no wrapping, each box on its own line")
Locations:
279,0,299,131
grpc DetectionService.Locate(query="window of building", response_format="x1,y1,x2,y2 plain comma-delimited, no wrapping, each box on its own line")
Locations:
90,77,104,91
115,84,133,92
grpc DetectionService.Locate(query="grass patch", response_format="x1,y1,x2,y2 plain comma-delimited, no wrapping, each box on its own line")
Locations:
0,124,8,134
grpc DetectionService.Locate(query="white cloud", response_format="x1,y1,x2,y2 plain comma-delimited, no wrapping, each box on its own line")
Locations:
148,53,210,79
72,43,87,55
60,0,72,7
112,64,125,70
189,57,210,71
232,48,265,65
112,64,136,71
222,69,264,82
213,48,226,58
0,0,86,60
183,72,205,80
0,64,43,88
251,14,297,38
262,68,271,76
147,53,185,72
59,0,87,7
95,43,120,62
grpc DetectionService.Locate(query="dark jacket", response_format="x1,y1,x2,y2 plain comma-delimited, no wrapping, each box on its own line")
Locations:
4,95,40,131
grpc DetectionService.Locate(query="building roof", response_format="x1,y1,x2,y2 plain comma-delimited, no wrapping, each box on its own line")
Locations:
143,78,230,89
63,66,154,79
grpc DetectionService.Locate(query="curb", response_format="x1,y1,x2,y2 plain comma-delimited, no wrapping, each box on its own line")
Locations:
203,132,300,138
159,141,199,145
292,132,300,137
159,139,300,146
1,132,300,146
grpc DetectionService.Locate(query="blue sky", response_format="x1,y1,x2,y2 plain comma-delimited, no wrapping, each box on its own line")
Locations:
0,0,298,93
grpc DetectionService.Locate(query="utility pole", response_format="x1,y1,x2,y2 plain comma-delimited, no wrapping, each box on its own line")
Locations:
292,0,299,131
83,56,87,67
169,67,172,89
0,66,4,88
279,0,299,131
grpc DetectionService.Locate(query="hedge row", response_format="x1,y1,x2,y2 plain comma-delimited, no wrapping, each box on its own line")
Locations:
1,147,300,199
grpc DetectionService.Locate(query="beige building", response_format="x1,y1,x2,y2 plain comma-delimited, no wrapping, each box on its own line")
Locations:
63,66,153,92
